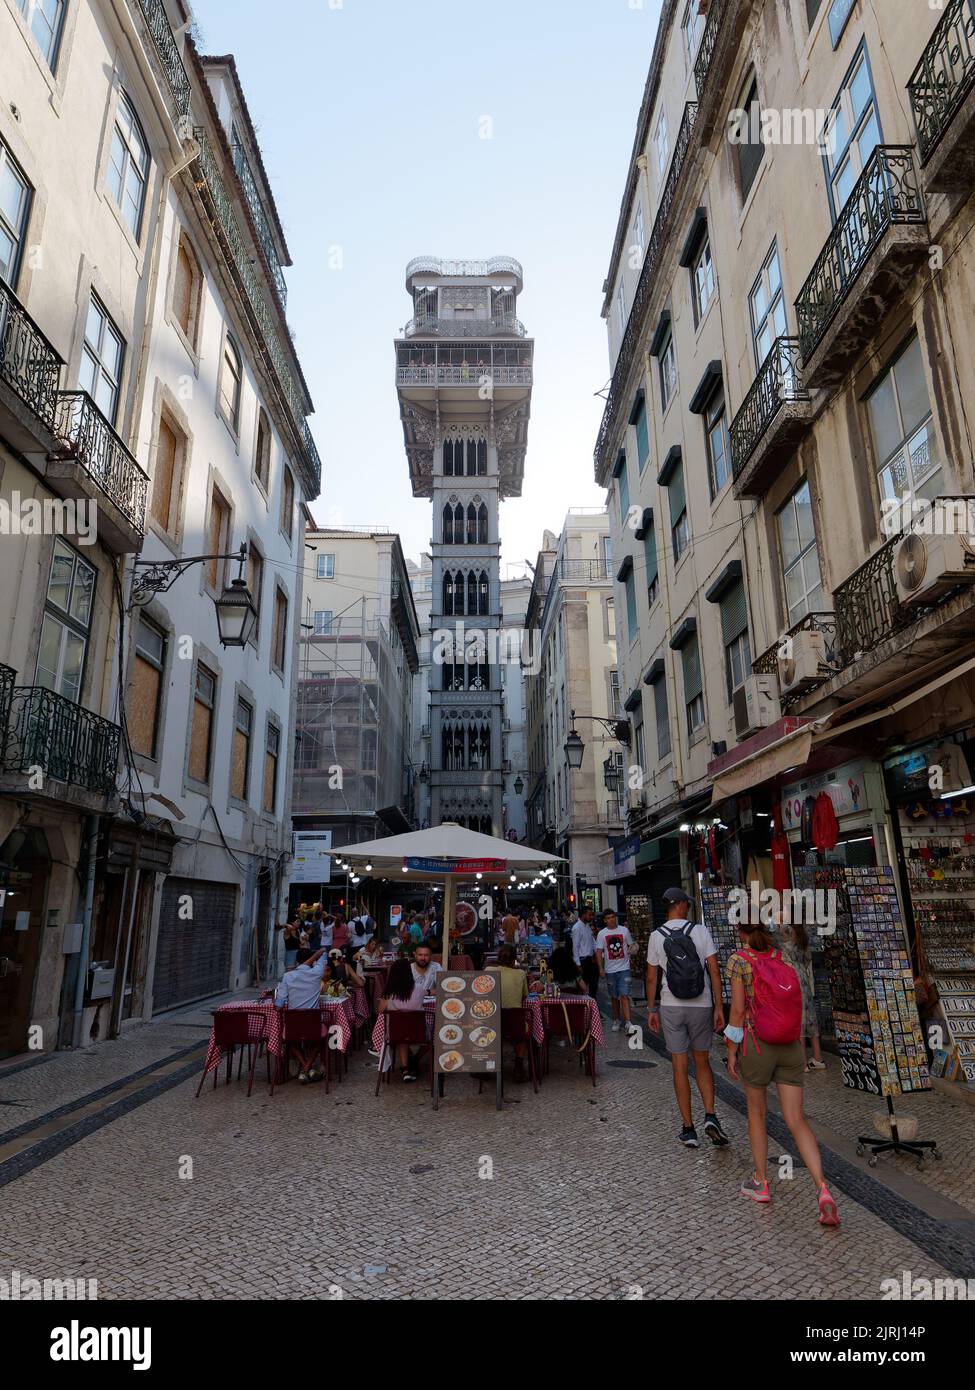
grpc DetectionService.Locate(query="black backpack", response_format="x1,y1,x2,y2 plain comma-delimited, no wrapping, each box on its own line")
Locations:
658,922,705,1000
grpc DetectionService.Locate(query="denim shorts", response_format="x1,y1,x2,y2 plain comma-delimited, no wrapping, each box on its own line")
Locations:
604,970,631,1000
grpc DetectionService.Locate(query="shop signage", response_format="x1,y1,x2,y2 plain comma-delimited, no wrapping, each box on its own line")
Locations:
612,834,640,880
781,760,867,829
827,0,856,49
404,857,506,874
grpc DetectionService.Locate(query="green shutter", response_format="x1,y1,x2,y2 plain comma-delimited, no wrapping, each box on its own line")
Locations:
719,580,748,645
681,637,702,700
653,675,670,759
644,524,658,585
635,399,650,471
668,461,686,526
625,569,637,642
618,461,630,520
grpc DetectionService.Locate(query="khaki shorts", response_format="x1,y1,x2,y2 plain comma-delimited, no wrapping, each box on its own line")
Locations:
739,1038,805,1089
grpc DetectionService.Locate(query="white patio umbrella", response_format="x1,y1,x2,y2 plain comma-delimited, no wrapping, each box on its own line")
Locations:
329,822,564,966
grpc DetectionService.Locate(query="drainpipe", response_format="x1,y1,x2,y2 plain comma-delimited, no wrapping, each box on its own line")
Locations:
70,815,100,1050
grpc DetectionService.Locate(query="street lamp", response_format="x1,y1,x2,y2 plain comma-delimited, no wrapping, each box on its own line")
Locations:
564,726,584,770
513,774,524,795
565,708,630,768
130,543,257,649
419,763,429,784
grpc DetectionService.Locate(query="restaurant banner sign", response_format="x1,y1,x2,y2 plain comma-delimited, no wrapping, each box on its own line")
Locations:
612,834,640,880
434,969,502,1076
404,857,507,874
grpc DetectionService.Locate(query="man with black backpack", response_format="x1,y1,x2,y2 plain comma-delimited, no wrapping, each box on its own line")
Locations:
646,886,729,1149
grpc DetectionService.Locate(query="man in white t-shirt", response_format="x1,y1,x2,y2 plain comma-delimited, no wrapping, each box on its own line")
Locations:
595,908,636,1034
646,886,728,1150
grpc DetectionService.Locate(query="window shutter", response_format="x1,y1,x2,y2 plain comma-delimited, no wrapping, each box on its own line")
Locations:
719,581,748,646
634,399,650,470
681,638,702,700
669,462,686,526
644,524,658,586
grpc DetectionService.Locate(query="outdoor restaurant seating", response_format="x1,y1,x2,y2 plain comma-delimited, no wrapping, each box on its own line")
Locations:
374,1009,434,1096
270,1008,333,1095
195,1008,270,1098
500,1007,540,1092
544,998,597,1086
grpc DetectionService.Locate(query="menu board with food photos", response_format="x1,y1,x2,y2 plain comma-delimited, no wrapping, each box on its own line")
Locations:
434,969,502,1078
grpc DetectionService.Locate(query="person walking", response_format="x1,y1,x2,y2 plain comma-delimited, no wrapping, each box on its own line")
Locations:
571,905,600,1000
595,907,635,1033
646,886,728,1149
724,917,840,1226
776,919,825,1070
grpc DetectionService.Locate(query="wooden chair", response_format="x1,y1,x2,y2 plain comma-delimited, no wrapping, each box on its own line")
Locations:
501,1007,539,1092
375,1009,433,1096
196,1009,269,1098
270,1008,331,1095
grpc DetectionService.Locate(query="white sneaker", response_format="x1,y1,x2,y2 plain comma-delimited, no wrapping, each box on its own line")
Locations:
611,1020,621,1033
298,1071,309,1084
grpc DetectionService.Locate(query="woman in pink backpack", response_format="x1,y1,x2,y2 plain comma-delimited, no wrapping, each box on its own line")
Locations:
724,919,840,1227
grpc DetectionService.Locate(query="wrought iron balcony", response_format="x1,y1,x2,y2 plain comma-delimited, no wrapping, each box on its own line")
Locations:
555,558,613,583
0,277,62,434
751,612,838,684
50,392,148,540
135,0,191,120
594,102,699,480
795,146,927,377
834,535,915,665
2,684,120,798
694,0,726,100
0,664,13,740
730,337,812,496
231,141,287,309
396,364,532,388
404,315,526,339
191,128,320,495
908,0,975,189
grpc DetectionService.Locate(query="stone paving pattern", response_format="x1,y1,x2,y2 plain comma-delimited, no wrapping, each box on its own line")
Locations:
0,1010,964,1300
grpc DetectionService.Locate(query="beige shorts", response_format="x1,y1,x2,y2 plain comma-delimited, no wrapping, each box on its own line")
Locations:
739,1038,805,1089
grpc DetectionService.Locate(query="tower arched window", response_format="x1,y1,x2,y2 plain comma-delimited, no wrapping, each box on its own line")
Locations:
442,504,454,545
443,439,455,476
478,571,489,615
467,438,478,476
442,570,454,616
467,571,477,614
454,503,464,539
466,504,477,545
477,503,488,544
478,439,487,474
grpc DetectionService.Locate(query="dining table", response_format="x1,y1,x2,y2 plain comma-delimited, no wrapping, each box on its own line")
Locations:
203,996,357,1077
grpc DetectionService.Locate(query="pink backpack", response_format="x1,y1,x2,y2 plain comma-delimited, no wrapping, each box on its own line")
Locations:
741,948,802,1048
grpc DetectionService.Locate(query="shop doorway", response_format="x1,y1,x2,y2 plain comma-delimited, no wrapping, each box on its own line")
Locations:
0,828,51,1058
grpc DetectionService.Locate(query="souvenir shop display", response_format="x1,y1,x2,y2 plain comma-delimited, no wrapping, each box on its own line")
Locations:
699,884,744,1003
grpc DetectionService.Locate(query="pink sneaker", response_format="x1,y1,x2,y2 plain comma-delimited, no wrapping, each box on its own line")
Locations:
818,1184,840,1227
740,1176,771,1204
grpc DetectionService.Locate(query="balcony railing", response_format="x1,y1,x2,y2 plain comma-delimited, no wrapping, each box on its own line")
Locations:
0,277,62,431
556,558,613,583
834,536,911,662
231,142,288,309
752,613,839,677
730,337,810,481
908,0,975,164
51,392,149,535
135,0,191,119
191,128,320,494
594,102,699,478
396,365,532,387
694,0,727,99
0,664,13,742
404,315,527,339
795,146,926,365
2,685,120,798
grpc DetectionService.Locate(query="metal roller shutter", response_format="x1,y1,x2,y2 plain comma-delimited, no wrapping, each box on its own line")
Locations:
153,877,236,1012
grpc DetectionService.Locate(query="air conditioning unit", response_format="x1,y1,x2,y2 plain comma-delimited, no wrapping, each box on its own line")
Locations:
733,675,779,739
627,787,644,811
895,531,975,606
777,628,826,697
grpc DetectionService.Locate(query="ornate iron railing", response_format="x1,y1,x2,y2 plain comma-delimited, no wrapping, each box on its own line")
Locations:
908,0,975,165
795,146,926,364
593,102,699,479
135,0,191,119
0,277,62,431
752,613,839,676
834,537,911,661
191,128,320,494
2,685,120,797
52,392,149,535
556,558,613,582
231,141,287,308
694,0,727,99
730,337,810,481
0,664,14,745
404,315,526,339
396,365,532,387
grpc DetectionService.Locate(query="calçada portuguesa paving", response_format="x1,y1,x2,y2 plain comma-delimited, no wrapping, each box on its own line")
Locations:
1,989,972,1301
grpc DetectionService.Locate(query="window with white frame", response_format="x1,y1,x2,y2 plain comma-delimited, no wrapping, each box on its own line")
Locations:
736,73,765,201
36,540,95,704
79,295,124,424
655,110,669,178
682,0,704,66
0,141,31,287
749,242,787,368
219,333,243,432
704,386,732,497
617,280,626,336
866,334,941,504
719,581,752,698
692,235,715,325
316,553,335,580
681,637,705,737
826,46,881,216
17,0,66,71
107,92,149,238
776,480,825,626
669,459,690,565
313,610,333,636
632,199,645,260
659,328,678,413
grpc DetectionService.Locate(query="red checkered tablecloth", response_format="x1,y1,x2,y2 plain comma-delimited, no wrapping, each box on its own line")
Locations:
533,994,605,1046
204,998,355,1075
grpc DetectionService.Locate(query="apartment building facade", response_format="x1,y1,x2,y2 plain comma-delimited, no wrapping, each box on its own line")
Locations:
524,510,623,910
0,0,321,1055
599,0,975,1080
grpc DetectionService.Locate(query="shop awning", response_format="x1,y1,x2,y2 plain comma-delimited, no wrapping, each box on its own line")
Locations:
710,724,814,801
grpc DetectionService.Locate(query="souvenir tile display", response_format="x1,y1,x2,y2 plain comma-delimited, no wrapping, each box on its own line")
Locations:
794,865,850,1040
699,885,741,1003
901,823,975,1086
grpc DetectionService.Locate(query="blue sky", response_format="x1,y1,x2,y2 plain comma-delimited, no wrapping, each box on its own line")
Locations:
194,0,663,572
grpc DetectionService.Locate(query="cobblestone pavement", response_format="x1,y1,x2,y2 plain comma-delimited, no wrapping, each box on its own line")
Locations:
0,1005,969,1301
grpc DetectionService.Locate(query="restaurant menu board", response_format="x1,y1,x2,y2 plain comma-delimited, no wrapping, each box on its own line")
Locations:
434,970,502,1076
